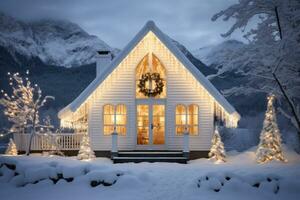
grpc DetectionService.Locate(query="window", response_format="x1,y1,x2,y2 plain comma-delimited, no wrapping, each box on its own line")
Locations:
136,53,166,98
188,104,198,136
115,104,127,136
175,105,186,135
103,104,127,136
175,104,199,135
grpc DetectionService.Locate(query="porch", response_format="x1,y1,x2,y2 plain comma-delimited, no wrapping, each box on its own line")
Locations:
13,133,85,152
12,132,192,163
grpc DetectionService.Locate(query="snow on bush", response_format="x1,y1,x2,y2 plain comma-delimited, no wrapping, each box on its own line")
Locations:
24,166,57,183
0,149,299,200
197,172,281,194
0,155,126,188
0,165,15,182
87,170,122,187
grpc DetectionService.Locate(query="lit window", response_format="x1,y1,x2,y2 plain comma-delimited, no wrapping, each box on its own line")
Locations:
103,104,127,136
175,104,186,135
188,104,198,136
175,104,199,135
136,53,166,98
115,104,127,136
103,104,115,135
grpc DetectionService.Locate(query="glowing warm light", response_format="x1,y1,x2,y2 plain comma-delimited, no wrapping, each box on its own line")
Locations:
180,115,186,124
209,126,226,162
256,94,287,163
116,115,121,124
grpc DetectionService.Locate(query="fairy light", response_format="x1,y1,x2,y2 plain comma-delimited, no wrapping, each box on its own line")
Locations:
209,126,226,163
0,71,54,144
256,94,287,163
5,138,18,155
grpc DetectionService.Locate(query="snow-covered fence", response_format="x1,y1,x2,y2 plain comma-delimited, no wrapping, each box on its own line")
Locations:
13,133,85,151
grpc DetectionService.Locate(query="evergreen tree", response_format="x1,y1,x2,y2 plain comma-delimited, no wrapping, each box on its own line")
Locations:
5,138,18,156
77,133,95,160
256,94,287,163
209,126,226,162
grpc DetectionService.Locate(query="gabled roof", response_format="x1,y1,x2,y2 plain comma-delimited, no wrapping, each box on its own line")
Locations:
58,21,240,119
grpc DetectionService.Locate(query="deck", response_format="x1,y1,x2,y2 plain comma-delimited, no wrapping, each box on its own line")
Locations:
13,133,84,151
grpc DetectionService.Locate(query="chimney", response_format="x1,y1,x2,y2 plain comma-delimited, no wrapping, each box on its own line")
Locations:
96,51,112,77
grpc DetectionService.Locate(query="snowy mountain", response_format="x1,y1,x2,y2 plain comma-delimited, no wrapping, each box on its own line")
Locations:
171,39,216,76
192,40,245,70
0,13,116,67
0,13,217,128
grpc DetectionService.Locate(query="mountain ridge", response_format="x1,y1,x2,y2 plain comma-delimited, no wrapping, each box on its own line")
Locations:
0,12,116,67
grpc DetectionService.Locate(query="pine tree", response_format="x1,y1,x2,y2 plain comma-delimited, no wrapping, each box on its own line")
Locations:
5,138,18,156
209,126,226,162
256,94,287,163
77,133,95,160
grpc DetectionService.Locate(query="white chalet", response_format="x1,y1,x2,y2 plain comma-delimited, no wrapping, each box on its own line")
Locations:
57,21,240,159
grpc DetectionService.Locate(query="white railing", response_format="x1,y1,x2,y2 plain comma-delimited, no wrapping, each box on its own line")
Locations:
13,133,85,151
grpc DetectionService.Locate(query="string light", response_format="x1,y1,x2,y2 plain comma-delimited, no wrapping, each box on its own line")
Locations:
0,71,54,149
209,126,226,163
256,94,287,163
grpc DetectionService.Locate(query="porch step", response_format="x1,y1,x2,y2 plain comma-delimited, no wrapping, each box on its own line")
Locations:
113,156,187,164
112,151,188,164
118,151,184,157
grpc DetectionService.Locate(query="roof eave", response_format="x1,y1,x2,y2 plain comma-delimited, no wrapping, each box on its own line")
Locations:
59,20,240,120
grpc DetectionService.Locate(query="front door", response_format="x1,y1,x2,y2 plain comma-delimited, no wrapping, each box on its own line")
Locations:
137,104,165,146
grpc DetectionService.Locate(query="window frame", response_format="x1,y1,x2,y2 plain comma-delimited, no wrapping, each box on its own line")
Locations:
187,104,199,136
175,104,187,136
135,53,167,99
175,104,199,136
103,104,127,136
115,104,127,136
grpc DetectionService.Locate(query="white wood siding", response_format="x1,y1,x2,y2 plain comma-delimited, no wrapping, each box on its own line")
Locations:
89,32,213,151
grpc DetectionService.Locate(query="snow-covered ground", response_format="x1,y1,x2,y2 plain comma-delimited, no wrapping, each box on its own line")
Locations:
1,146,300,200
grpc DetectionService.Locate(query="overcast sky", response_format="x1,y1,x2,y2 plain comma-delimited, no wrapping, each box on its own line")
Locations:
0,0,244,50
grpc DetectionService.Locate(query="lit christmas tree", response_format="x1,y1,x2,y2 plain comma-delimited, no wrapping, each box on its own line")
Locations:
5,138,18,156
77,133,95,160
209,126,226,162
256,94,287,163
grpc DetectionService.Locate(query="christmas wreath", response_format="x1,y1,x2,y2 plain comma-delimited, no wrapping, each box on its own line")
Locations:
138,72,164,97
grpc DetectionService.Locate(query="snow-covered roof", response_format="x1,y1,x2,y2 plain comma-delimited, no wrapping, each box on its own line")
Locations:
58,21,240,120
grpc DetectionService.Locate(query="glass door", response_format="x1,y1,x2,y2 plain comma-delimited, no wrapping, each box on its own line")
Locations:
137,104,165,145
152,105,165,144
137,105,149,145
